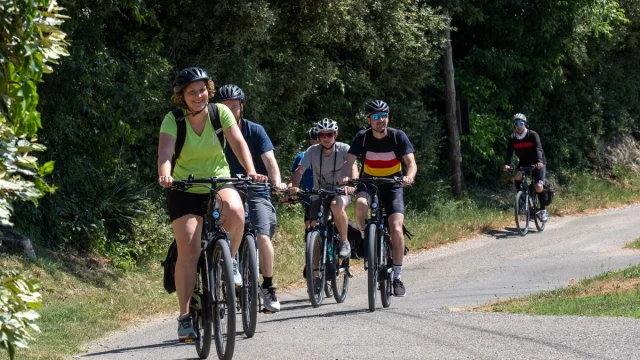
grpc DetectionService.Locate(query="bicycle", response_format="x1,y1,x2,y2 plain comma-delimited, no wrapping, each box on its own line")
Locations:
348,177,403,312
508,166,546,236
167,175,240,360
294,188,352,308
233,181,283,338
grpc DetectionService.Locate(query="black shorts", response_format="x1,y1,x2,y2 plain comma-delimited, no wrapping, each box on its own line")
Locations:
303,203,312,222
167,191,208,222
166,185,237,222
519,163,546,185
357,183,404,215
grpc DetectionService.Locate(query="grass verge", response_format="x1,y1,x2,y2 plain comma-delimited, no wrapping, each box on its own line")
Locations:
474,264,640,317
2,170,640,359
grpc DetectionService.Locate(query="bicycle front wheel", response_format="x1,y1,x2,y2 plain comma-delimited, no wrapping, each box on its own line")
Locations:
366,224,378,312
514,191,529,236
380,236,392,308
305,230,325,307
240,234,258,338
193,254,212,359
211,238,236,360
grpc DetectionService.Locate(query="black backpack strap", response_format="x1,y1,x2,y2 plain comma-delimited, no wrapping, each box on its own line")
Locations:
207,103,225,148
171,109,187,175
171,105,225,175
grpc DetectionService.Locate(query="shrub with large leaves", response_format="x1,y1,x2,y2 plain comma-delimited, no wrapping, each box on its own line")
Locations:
0,0,69,225
0,271,42,360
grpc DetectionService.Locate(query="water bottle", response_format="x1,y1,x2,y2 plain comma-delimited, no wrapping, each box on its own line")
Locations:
327,241,334,260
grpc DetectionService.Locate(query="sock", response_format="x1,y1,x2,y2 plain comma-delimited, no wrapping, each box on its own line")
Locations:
262,277,273,289
537,192,546,210
514,180,520,192
393,264,403,281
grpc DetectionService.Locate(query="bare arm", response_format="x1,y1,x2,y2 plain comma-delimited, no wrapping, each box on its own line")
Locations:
403,153,417,185
157,133,175,187
224,124,257,176
341,153,358,180
288,165,306,188
261,150,282,185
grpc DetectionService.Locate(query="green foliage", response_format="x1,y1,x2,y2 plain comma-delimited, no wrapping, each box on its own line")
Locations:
0,0,68,225
0,270,42,360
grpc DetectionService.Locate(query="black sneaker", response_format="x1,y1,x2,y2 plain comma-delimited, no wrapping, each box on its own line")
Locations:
393,279,406,297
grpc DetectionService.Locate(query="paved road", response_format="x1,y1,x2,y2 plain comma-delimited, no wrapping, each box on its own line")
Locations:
81,204,640,359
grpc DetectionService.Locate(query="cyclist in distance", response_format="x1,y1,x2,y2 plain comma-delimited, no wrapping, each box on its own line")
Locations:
157,67,266,340
217,84,287,312
289,127,320,229
503,113,548,222
289,118,358,258
340,100,417,297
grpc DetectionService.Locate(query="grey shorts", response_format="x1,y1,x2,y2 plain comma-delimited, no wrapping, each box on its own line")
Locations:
309,195,351,222
246,191,276,238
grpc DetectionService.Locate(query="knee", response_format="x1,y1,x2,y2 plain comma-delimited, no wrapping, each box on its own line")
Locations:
331,202,344,214
535,184,543,192
355,197,368,211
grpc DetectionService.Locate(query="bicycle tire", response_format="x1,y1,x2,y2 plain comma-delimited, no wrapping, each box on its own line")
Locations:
305,230,325,307
514,191,529,236
332,249,349,304
211,238,236,360
366,223,378,312
240,234,258,338
193,253,212,359
532,194,546,232
380,236,392,308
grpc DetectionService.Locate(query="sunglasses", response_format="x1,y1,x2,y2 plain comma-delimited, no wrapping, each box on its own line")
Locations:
371,112,389,121
318,132,335,139
514,121,525,127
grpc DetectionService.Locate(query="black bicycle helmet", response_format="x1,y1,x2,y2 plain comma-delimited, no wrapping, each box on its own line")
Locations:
365,100,390,117
217,84,245,102
307,127,319,141
173,67,209,95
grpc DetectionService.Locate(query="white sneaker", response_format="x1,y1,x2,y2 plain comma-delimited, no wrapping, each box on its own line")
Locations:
232,259,242,286
260,287,281,312
338,241,351,258
540,209,549,222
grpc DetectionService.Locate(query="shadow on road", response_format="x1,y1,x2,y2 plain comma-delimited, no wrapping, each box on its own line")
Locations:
485,227,528,239
80,339,189,358
263,308,369,323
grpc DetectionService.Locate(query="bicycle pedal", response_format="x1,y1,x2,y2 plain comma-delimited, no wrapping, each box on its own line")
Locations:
260,308,274,314
179,338,195,343
346,270,354,278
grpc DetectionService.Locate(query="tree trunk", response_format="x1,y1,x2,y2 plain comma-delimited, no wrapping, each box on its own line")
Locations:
442,8,464,197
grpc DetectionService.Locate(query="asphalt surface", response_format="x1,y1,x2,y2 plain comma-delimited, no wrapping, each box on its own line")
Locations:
80,204,640,359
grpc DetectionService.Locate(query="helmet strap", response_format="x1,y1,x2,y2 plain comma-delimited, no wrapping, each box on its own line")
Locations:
186,102,208,117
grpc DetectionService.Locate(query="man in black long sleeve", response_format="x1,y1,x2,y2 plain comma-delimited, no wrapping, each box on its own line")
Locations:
503,113,549,222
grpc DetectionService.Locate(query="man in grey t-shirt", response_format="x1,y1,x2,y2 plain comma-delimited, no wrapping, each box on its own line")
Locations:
289,118,358,258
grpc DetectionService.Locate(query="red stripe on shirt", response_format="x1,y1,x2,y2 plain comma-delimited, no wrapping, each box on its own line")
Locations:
364,158,400,169
514,142,533,149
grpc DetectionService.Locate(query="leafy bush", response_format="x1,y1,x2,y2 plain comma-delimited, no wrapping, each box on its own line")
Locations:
0,271,42,360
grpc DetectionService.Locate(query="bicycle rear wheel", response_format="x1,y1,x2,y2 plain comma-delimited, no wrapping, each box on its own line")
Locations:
366,224,378,312
514,191,529,236
211,238,236,360
532,194,546,232
380,236,392,308
332,250,349,303
193,254,212,358
240,234,258,338
305,230,325,307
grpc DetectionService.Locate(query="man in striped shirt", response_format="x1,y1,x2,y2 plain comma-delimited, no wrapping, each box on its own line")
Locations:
341,100,417,297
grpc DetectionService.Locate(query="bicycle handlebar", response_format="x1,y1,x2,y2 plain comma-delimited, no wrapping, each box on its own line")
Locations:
506,165,538,173
346,176,403,186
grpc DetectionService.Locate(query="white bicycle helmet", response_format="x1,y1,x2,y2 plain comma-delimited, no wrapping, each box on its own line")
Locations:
513,113,527,123
316,118,338,132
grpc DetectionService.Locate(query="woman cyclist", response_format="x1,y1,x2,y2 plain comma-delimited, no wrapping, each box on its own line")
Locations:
157,67,266,340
